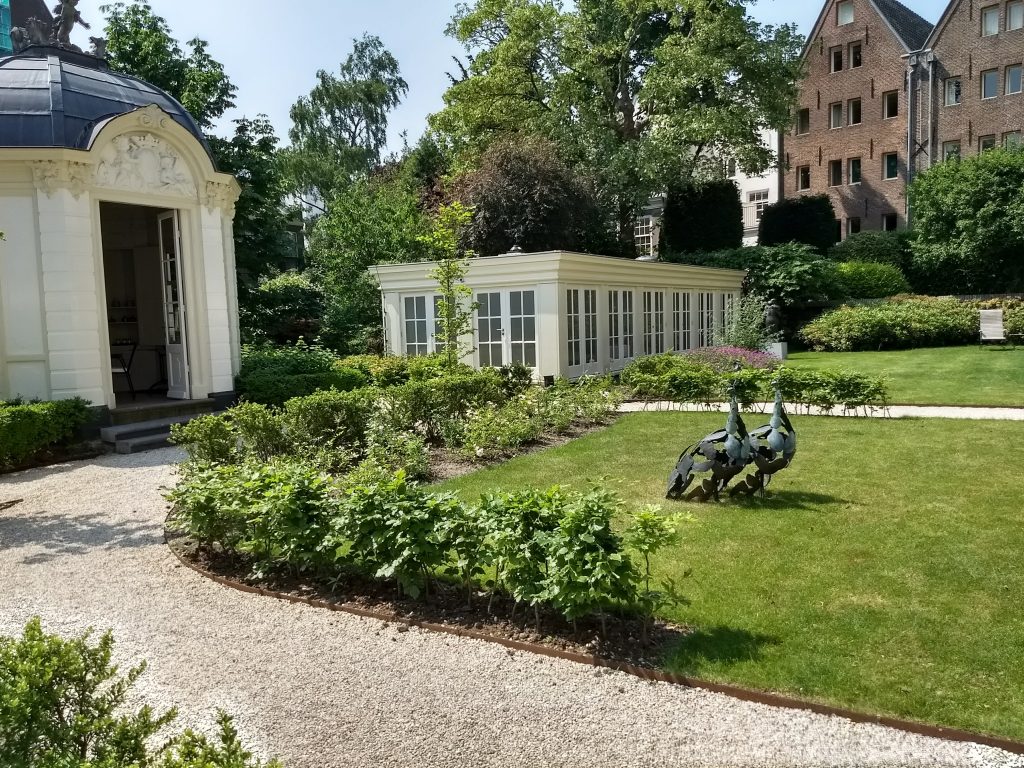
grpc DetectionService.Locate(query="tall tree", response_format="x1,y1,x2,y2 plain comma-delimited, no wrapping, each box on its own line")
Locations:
284,35,409,203
434,0,803,252
206,117,295,281
100,1,236,130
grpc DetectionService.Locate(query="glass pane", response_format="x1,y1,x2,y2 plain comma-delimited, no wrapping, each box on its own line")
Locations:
523,291,535,316
478,293,489,315
511,291,522,316
525,344,536,367
523,317,535,341
511,318,523,342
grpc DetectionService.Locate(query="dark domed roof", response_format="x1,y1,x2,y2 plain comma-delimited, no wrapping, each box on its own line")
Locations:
0,46,212,159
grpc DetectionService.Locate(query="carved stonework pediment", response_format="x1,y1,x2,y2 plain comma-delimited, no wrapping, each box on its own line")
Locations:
96,133,198,198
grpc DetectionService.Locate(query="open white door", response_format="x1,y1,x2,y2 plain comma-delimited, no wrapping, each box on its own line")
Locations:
157,211,190,400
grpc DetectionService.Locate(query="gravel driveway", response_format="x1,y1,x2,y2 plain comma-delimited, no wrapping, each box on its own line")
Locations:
1,449,1021,768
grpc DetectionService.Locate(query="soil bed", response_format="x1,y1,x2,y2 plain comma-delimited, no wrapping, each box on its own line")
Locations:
1,441,106,476
166,526,686,669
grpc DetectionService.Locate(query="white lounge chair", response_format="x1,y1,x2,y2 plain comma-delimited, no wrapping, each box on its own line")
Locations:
979,309,1011,346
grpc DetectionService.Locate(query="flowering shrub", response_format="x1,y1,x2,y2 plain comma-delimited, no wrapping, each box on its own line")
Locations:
684,346,781,372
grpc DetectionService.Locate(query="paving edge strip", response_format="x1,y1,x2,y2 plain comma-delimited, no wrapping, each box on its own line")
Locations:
164,528,1024,757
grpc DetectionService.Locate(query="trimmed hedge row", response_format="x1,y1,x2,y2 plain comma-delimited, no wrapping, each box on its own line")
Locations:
0,398,91,469
622,353,888,412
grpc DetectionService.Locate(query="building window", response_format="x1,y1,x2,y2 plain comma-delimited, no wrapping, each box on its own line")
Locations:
837,0,854,25
847,98,862,125
566,289,581,368
849,41,862,68
642,291,655,355
828,159,843,186
641,291,666,355
848,157,862,184
608,291,620,361
882,152,898,180
796,108,810,135
830,102,843,128
847,217,861,235
942,140,961,161
671,292,692,352
404,296,430,356
982,4,1000,36
622,290,634,359
509,290,537,367
797,165,811,190
654,292,665,353
882,213,898,231
583,289,598,364
478,292,504,367
748,189,769,219
1009,0,1024,30
1005,131,1023,148
634,216,655,257
1006,64,1023,94
566,289,597,367
981,69,999,99
830,47,843,73
727,158,738,177
882,90,899,118
609,289,634,361
979,134,997,152
944,77,962,105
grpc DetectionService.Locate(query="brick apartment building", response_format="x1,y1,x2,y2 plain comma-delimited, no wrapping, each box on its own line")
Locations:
784,0,1024,238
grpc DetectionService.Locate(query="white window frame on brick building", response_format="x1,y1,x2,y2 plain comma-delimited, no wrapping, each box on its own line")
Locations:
830,46,843,73
942,140,961,161
1009,0,1024,31
848,157,862,184
882,90,899,119
979,134,997,152
981,4,1000,36
848,98,862,125
1003,131,1022,148
944,77,962,106
836,0,854,25
1006,64,1022,95
796,108,810,134
849,41,862,68
796,165,811,190
830,102,843,128
981,69,999,99
882,152,899,180
828,159,843,187
882,213,898,231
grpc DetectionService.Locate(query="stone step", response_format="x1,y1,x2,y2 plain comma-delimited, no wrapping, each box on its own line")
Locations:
100,413,203,444
114,432,174,455
109,398,215,426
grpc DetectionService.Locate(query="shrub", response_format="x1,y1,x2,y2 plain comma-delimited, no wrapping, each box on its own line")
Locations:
661,179,743,253
0,398,91,469
237,342,366,406
337,354,411,387
363,415,431,480
535,376,623,434
0,618,280,768
239,271,324,345
758,194,838,255
170,413,237,465
228,402,288,461
684,346,780,372
834,261,910,299
713,294,781,350
831,230,911,269
381,371,506,439
282,388,376,454
461,400,542,460
801,296,978,351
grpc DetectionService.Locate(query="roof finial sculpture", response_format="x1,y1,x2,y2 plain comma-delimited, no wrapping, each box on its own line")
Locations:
52,0,91,50
10,17,51,52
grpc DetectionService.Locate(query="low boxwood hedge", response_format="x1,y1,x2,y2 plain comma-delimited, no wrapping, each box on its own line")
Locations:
0,398,91,469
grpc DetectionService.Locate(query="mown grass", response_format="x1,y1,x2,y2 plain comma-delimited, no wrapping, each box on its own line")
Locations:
435,412,1024,739
786,346,1024,407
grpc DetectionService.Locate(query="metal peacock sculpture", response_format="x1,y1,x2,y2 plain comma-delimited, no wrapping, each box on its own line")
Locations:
666,378,797,502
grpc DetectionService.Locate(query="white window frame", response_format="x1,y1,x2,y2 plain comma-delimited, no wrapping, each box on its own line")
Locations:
697,292,715,348
848,157,862,184
882,90,899,119
1006,64,1022,95
634,216,655,258
942,140,961,161
403,295,431,356
829,102,843,128
1009,0,1024,31
848,97,862,125
982,4,1000,36
796,166,811,191
748,189,769,220
567,287,600,375
944,77,962,106
882,152,899,180
837,0,854,25
981,68,999,100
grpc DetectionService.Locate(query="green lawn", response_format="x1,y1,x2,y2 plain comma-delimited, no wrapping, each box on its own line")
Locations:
435,413,1024,739
786,346,1024,407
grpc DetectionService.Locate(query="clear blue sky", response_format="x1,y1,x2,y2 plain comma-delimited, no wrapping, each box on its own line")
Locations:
74,0,951,147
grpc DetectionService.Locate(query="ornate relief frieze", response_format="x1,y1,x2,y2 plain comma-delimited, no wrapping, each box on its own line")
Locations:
31,161,96,199
96,133,198,198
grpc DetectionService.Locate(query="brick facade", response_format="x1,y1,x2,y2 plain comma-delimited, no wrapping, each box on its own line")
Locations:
915,0,1024,170
785,0,1023,238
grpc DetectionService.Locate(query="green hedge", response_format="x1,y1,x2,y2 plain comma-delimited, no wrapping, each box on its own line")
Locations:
831,231,911,269
0,398,91,469
237,343,367,405
801,297,979,351
834,261,910,299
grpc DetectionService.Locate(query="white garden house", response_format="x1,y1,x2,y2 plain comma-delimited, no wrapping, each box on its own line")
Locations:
0,47,242,412
372,251,746,381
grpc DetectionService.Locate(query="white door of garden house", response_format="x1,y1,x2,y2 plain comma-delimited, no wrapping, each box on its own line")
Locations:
157,211,190,399
566,288,602,378
475,289,537,369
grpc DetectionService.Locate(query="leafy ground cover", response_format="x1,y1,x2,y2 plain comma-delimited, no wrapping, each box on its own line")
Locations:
435,412,1024,739
786,346,1024,407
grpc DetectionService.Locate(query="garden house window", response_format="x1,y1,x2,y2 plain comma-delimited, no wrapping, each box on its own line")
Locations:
942,140,961,161
642,291,665,355
584,289,598,364
828,159,843,186
848,98,862,125
566,288,598,368
1006,64,1022,94
830,102,843,128
796,108,810,134
979,134,997,152
797,165,811,190
982,5,999,36
608,291,620,361
621,290,635,359
508,290,537,367
671,292,690,352
848,157,862,184
849,42,862,68
831,47,844,72
882,152,899,180
609,289,636,361
1009,0,1024,30
882,91,899,118
634,216,655,257
944,77,962,105
477,291,504,367
982,69,999,99
404,295,430,356
432,296,446,354
837,1,854,25
697,292,715,347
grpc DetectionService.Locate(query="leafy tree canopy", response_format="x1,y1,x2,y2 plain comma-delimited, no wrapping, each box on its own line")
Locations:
433,0,803,248
284,35,409,203
100,1,236,130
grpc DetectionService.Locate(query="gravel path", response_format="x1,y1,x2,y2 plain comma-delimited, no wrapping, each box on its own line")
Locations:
2,450,1022,768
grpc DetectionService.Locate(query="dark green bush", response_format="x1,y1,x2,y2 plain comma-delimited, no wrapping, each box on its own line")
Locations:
758,194,838,255
0,398,91,469
282,388,376,452
337,354,411,387
239,271,324,345
801,296,978,351
381,371,507,439
831,231,911,269
170,413,237,464
237,342,366,405
661,179,743,253
461,399,542,460
834,261,911,299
